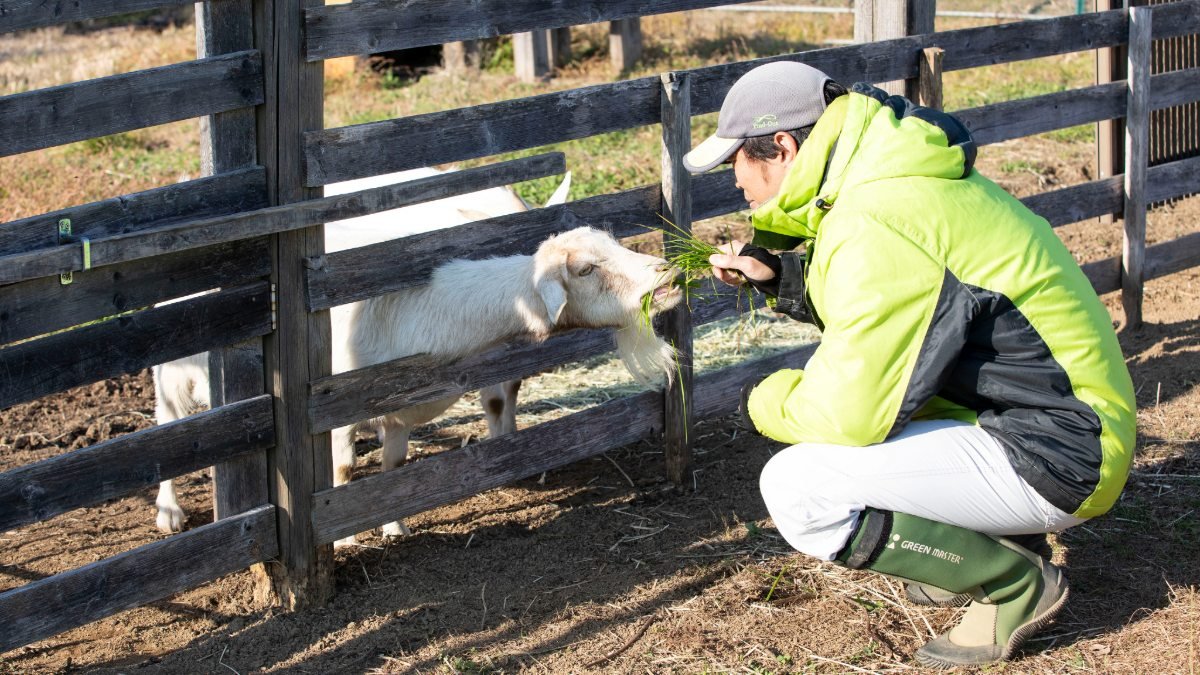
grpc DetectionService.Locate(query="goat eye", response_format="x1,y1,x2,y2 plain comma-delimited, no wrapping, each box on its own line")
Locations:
577,264,595,277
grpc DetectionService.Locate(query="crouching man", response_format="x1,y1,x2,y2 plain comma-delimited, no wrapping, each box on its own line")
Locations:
683,61,1136,668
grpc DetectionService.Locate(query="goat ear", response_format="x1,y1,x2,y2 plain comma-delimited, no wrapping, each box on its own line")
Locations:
534,258,569,327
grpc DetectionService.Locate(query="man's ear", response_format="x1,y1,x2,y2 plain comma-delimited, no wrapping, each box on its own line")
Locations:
773,131,799,165
534,256,569,327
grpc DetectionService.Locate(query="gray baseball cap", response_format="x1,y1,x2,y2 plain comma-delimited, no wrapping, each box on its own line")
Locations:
683,61,833,173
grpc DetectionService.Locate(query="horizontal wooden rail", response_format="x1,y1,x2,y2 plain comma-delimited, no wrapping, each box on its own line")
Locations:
0,282,271,409
0,166,267,257
0,239,271,346
1082,231,1200,296
0,50,264,158
311,390,662,545
305,3,1200,182
957,67,1200,146
306,169,734,310
306,0,748,61
305,78,662,186
0,505,277,653
693,345,816,419
0,153,564,286
0,0,195,35
0,395,274,532
310,341,817,545
307,286,757,434
305,0,1199,66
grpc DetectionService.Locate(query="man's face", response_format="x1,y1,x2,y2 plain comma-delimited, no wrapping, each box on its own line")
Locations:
730,141,793,210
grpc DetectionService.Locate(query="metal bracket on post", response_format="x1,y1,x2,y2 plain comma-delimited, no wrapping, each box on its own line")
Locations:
56,218,91,286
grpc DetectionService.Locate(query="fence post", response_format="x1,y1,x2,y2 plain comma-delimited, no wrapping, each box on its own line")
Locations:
611,18,643,73
660,71,693,488
256,0,335,608
443,41,481,72
1123,5,1152,329
917,47,944,110
855,0,936,97
197,0,273,601
514,30,550,82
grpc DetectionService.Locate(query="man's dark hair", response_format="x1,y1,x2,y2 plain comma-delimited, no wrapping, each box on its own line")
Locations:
742,80,848,162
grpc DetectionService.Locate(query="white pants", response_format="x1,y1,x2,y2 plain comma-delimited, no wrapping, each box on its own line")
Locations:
758,419,1087,561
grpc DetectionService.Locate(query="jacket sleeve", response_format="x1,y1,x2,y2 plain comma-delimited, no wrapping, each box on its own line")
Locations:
745,217,953,446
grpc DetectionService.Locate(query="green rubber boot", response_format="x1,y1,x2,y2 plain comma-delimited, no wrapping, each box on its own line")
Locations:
836,509,1069,668
903,533,1053,607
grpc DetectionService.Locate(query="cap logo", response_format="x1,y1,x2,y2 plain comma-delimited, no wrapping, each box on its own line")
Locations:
752,114,778,130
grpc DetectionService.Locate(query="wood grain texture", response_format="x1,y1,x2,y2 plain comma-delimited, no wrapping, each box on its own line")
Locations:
660,71,693,487
1083,231,1200,297
0,282,272,409
304,0,752,61
1123,6,1153,328
0,50,264,157
0,505,278,653
0,167,267,257
304,77,659,185
307,289,753,434
0,396,273,532
311,391,663,545
259,0,334,609
0,154,564,285
0,238,270,346
0,0,195,34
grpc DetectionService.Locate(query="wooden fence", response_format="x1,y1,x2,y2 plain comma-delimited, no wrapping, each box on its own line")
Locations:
2,0,1200,653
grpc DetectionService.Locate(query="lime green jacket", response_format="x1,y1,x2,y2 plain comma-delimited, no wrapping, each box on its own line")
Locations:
745,84,1136,519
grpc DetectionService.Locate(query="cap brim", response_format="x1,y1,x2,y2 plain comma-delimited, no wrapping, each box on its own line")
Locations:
683,134,744,173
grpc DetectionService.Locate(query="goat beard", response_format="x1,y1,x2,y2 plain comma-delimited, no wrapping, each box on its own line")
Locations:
614,322,677,390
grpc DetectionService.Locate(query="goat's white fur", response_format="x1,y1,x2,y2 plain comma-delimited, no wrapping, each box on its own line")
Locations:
152,170,680,543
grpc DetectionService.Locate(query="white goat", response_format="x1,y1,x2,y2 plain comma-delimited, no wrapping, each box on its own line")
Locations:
152,172,681,545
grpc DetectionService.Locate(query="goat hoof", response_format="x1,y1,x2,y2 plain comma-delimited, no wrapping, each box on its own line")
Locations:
155,506,186,534
334,535,359,549
382,521,412,539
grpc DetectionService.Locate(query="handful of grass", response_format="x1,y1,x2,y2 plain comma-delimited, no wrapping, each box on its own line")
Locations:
638,216,757,330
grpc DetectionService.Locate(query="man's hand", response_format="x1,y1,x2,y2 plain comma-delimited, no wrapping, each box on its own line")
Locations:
709,240,780,288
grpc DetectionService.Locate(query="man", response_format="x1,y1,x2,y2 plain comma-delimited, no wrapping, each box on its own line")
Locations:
683,60,1136,668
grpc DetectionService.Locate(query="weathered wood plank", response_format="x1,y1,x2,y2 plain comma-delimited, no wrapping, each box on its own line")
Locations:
196,0,270,528
308,328,611,434
305,4,1200,182
0,154,564,285
260,0,334,609
918,47,945,110
311,391,663,545
0,238,270,346
0,167,266,257
660,71,693,487
0,282,271,410
1020,177,1123,228
305,0,758,62
0,396,273,532
1083,231,1200,297
956,67,1200,147
305,180,661,310
0,0,195,34
304,77,659,185
307,289,749,435
307,170,738,311
1123,6,1153,329
0,505,277,654
311,339,819,545
694,346,817,420
0,50,264,158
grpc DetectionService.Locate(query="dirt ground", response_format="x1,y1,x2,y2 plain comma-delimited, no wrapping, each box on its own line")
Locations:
2,130,1199,674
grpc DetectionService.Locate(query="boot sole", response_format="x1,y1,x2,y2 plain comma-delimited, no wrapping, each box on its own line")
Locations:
914,573,1069,668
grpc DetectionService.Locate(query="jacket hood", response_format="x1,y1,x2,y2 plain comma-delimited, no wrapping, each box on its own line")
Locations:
750,83,977,250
